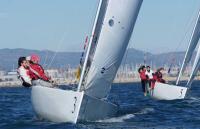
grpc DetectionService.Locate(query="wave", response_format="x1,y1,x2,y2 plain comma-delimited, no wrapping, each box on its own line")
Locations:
185,96,200,104
96,114,135,123
134,107,155,115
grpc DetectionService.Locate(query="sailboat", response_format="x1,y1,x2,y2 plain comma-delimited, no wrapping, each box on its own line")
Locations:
31,0,143,123
149,9,200,100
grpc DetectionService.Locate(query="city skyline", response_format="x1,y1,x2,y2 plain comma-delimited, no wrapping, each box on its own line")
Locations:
0,0,200,54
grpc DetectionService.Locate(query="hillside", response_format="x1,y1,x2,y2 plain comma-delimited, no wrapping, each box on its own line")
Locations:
0,48,186,71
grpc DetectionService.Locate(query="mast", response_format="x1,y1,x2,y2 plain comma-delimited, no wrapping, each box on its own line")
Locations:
77,0,105,91
176,10,200,85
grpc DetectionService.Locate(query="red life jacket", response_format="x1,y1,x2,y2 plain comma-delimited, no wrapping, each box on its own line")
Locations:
139,70,147,80
29,63,50,81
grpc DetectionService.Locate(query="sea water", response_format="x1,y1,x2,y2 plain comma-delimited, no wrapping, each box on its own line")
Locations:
0,81,200,129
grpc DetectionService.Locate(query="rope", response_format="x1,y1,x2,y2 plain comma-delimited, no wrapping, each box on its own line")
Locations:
42,50,49,69
47,31,67,69
167,5,199,75
118,41,132,86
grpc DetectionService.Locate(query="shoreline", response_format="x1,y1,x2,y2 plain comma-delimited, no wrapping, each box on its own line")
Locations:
0,75,196,87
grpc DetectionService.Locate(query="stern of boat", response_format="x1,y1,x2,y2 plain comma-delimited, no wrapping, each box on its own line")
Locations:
150,82,187,100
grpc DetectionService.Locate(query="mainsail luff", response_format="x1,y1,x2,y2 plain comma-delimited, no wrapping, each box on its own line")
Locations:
176,10,200,85
78,0,107,91
187,43,200,87
84,0,143,98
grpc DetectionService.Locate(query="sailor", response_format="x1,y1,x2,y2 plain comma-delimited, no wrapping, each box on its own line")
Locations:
27,54,55,87
17,57,32,87
138,65,147,96
155,67,166,83
145,66,154,89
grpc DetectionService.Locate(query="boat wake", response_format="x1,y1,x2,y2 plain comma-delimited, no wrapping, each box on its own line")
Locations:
96,107,155,123
186,96,200,104
135,107,155,115
96,114,135,123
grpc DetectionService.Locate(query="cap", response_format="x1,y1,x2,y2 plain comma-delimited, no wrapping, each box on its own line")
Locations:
31,54,40,63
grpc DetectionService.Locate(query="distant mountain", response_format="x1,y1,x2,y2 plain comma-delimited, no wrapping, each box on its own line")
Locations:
0,48,80,71
0,48,187,71
123,48,186,68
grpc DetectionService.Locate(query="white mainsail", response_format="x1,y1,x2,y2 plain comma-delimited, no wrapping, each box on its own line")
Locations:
81,0,143,99
176,10,200,85
186,11,200,87
187,44,200,87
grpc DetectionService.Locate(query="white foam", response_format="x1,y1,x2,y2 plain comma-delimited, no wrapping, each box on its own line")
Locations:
95,108,154,123
187,96,200,103
135,108,155,115
96,114,135,123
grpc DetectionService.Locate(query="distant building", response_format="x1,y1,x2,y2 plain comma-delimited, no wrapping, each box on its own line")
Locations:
0,70,6,77
7,71,18,75
46,69,60,78
1,75,18,81
0,70,18,82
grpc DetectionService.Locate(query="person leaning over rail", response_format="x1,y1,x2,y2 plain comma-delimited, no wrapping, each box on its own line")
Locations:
26,54,56,88
17,57,34,87
155,67,166,83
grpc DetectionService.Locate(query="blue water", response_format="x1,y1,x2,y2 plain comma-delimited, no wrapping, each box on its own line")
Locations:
0,81,200,129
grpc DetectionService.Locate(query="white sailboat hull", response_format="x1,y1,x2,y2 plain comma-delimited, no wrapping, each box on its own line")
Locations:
31,86,118,123
31,86,84,123
150,82,188,100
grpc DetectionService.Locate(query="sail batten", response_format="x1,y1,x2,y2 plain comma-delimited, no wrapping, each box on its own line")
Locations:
176,10,200,85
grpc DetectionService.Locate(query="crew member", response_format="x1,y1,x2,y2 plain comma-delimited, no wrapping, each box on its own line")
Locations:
145,66,154,89
138,65,147,96
28,54,55,87
17,57,32,87
155,67,166,83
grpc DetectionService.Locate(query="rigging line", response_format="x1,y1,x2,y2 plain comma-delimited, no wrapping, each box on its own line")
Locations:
167,5,199,68
175,16,196,53
42,50,49,69
175,4,200,53
47,31,67,69
122,36,133,66
122,46,130,68
119,41,132,86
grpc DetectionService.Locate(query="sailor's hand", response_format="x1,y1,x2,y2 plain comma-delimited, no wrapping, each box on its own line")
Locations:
50,79,58,85
49,79,54,83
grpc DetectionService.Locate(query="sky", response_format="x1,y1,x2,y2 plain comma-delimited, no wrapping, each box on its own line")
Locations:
0,0,200,54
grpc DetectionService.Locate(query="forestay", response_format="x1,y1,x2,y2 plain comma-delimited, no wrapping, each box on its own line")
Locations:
176,10,200,85
82,0,143,98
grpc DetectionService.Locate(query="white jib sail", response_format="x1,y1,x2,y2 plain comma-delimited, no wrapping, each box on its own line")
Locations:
83,0,143,98
176,10,200,85
187,43,200,87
